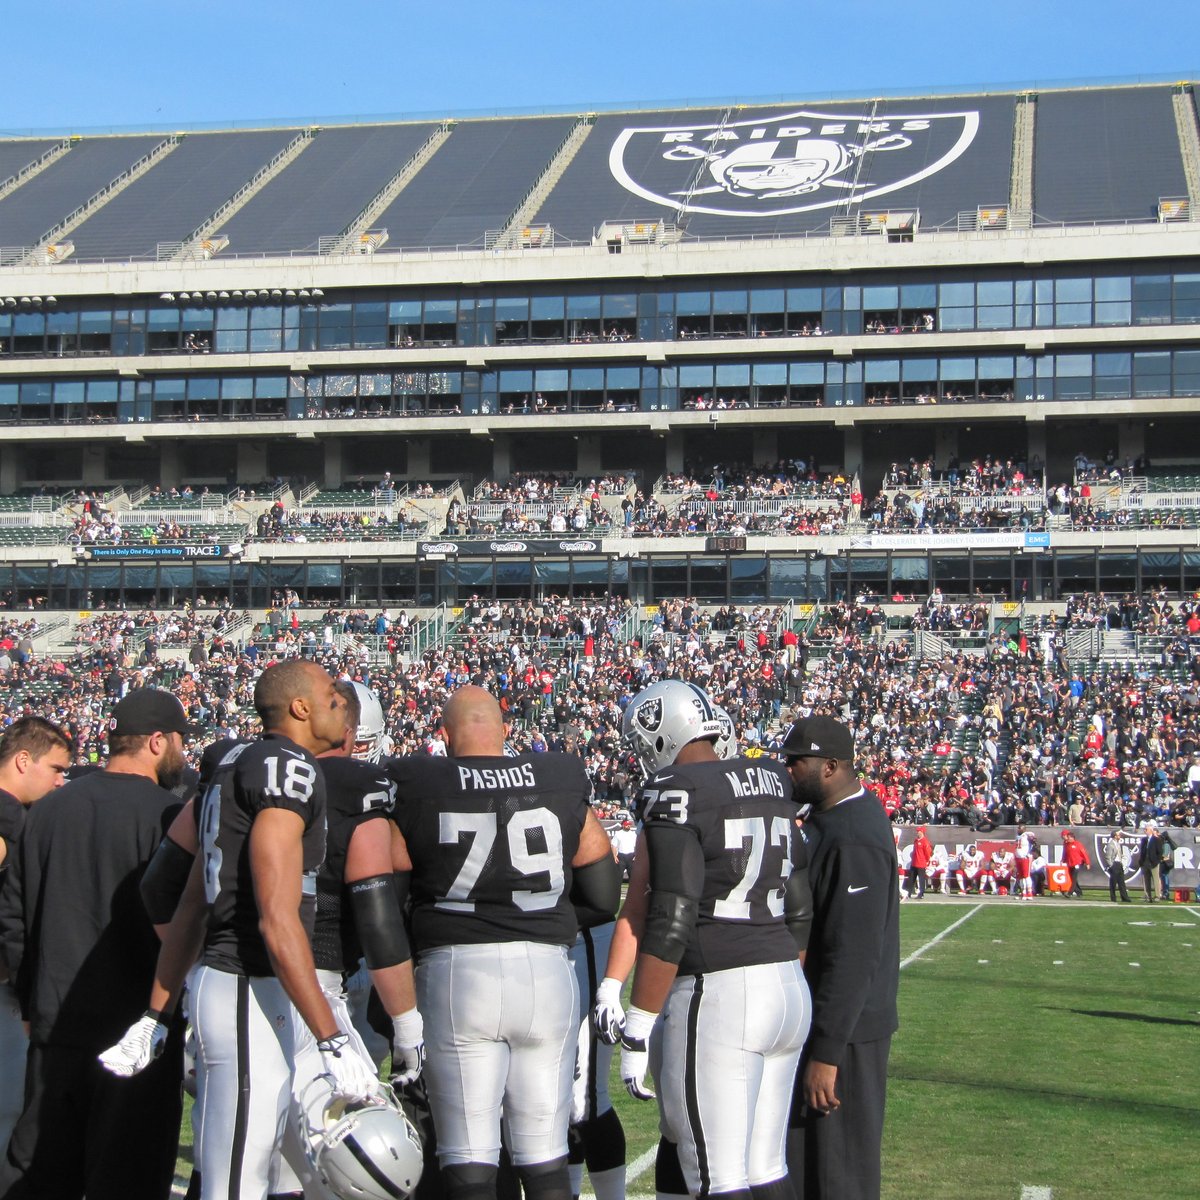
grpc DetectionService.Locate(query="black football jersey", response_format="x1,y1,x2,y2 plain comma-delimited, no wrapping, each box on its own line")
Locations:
388,752,591,953
641,755,802,975
197,733,327,977
312,755,397,973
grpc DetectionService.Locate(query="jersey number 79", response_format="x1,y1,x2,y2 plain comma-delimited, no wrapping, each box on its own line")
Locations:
436,807,565,913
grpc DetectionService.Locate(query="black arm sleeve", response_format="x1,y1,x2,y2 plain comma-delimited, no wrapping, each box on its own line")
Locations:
348,874,410,970
569,854,621,929
784,866,813,952
140,837,196,926
641,822,705,964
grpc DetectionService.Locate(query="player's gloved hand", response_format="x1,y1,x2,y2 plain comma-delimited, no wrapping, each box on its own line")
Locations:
390,1009,426,1088
98,1010,170,1077
318,1031,384,1102
620,1005,656,1101
592,976,625,1045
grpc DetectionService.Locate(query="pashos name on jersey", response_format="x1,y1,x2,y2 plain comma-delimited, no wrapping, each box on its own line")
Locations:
608,107,979,218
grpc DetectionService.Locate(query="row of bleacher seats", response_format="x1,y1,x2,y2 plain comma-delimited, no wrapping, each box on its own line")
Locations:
0,85,1190,258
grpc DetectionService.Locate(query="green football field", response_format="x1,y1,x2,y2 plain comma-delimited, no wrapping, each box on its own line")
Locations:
603,895,1200,1200
176,895,1200,1200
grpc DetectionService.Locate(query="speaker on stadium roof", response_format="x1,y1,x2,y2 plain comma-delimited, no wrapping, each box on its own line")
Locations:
160,293,175,302
311,288,324,298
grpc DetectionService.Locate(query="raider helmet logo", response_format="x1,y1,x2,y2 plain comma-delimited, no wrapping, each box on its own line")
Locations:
635,697,663,733
609,107,979,218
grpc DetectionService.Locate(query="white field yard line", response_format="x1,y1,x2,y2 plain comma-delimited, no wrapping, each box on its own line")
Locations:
899,903,983,970
1184,906,1200,920
624,1141,662,1186
1020,1186,1053,1199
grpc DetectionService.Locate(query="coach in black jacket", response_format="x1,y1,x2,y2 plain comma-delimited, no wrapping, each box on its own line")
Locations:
777,715,900,1200
0,690,190,1200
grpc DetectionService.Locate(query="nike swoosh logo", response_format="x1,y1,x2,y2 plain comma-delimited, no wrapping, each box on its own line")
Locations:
847,885,869,894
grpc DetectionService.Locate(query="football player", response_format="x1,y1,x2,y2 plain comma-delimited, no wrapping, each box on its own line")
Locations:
958,843,984,894
1014,825,1036,900
618,680,811,1200
388,686,620,1200
591,704,755,1200
100,660,382,1200
275,681,425,1200
925,845,950,895
990,845,1015,895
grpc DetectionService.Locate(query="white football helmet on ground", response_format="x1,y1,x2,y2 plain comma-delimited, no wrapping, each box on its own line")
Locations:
298,1079,423,1200
351,681,387,763
622,679,725,777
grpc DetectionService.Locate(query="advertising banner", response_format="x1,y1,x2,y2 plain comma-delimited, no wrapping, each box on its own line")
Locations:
893,825,1199,890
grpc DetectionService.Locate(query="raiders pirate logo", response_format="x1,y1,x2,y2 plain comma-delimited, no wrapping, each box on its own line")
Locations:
635,696,663,733
609,107,979,218
1094,832,1143,882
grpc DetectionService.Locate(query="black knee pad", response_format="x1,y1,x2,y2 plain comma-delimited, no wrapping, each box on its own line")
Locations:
655,1138,688,1196
577,1107,626,1173
515,1155,570,1200
441,1161,499,1200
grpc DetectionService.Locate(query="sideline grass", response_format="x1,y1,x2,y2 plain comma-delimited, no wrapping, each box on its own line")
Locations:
175,899,1200,1199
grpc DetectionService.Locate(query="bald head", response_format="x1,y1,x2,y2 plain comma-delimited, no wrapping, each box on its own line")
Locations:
443,686,505,756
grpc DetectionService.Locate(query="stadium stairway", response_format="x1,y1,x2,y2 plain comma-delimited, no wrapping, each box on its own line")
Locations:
1099,628,1137,663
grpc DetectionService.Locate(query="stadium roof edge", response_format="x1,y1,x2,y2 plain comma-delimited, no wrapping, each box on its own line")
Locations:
0,71,1196,140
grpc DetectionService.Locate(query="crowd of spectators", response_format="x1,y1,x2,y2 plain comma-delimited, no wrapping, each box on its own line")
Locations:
2,590,1196,838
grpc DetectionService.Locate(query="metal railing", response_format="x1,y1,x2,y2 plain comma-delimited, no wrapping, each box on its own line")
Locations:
36,136,183,250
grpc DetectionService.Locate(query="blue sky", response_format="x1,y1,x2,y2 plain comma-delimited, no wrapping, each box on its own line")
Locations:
2,1,1193,133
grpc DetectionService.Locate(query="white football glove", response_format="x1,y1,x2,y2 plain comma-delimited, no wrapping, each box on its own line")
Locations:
390,1009,426,1088
620,1005,656,1101
592,976,625,1046
98,1010,169,1078
317,1032,384,1102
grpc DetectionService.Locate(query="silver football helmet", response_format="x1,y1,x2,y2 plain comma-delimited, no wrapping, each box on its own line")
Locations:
622,680,725,777
351,681,387,763
711,705,737,760
299,1080,423,1200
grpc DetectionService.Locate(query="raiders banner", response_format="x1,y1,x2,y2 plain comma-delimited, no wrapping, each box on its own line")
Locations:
894,825,1199,890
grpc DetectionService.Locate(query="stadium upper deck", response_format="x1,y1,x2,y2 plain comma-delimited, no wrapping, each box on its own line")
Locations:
0,79,1197,607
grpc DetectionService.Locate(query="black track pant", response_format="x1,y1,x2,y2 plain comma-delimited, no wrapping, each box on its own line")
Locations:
0,1034,183,1200
786,1036,891,1200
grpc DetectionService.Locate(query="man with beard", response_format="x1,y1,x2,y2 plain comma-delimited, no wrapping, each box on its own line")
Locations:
780,715,899,1200
0,690,191,1200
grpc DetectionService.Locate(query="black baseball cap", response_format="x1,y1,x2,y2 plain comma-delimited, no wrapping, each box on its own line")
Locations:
109,689,198,737
773,715,855,761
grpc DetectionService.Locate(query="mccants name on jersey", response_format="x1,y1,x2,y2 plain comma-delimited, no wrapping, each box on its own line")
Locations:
642,756,802,975
723,763,788,800
313,755,397,972
198,734,326,977
389,752,590,954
